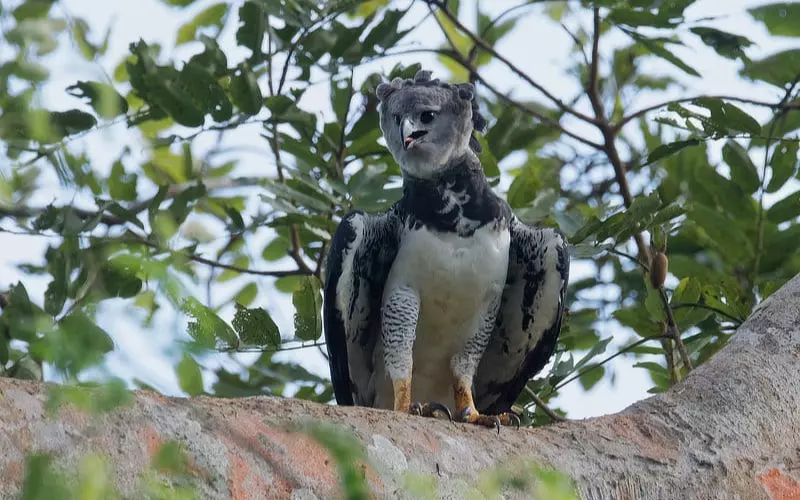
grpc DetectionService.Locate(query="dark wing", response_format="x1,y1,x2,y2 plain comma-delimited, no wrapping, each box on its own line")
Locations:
323,209,400,407
473,217,570,414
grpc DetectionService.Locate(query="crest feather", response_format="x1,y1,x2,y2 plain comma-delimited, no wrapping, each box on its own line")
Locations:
373,68,488,153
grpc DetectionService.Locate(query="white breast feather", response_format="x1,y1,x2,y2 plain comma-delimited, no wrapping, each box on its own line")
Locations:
383,222,511,404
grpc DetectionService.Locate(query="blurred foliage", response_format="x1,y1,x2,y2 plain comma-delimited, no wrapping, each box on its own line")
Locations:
0,0,798,449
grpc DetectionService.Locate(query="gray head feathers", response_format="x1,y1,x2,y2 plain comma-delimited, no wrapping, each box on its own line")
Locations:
376,69,486,154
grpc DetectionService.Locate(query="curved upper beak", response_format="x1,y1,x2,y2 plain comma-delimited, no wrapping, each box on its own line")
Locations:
400,117,414,147
400,117,427,150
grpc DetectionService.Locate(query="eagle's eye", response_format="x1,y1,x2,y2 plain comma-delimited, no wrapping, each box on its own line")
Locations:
420,111,435,124
394,115,401,125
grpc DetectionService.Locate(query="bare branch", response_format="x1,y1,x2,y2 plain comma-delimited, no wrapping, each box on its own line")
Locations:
425,0,600,125
614,95,800,133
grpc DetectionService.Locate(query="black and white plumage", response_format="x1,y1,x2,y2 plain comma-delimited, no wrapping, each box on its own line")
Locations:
323,69,569,428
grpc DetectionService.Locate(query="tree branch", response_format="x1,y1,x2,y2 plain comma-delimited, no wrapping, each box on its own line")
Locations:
3,274,798,498
614,95,800,133
425,0,600,126
0,177,267,228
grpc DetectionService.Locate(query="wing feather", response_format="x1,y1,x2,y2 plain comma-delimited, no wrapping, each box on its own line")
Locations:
474,218,569,414
323,209,400,406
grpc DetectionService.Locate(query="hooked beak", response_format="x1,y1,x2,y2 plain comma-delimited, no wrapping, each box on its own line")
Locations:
400,117,428,150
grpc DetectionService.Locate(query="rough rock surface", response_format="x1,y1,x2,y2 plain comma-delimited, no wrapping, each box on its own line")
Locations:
1,273,799,499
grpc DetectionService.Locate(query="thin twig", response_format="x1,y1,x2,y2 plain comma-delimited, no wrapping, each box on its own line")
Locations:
0,177,266,227
671,302,744,324
552,334,670,392
615,95,800,133
658,287,693,372
426,0,599,125
561,22,590,68
753,74,800,284
524,386,567,422
220,341,327,354
479,2,536,38
152,243,310,278
606,247,649,272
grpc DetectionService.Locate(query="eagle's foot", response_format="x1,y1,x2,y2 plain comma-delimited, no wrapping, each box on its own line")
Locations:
456,406,521,434
409,401,453,421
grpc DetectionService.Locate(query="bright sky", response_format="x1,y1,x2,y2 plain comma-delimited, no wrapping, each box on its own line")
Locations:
1,0,798,419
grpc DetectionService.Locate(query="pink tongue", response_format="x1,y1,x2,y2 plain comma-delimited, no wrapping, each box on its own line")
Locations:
404,137,414,146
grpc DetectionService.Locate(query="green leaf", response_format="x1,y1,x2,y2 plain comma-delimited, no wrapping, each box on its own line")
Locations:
108,161,138,201
262,236,291,261
688,204,754,260
12,0,56,20
766,193,800,223
643,275,665,322
630,32,700,77
608,7,678,28
748,3,800,37
670,278,713,330
722,102,762,135
741,49,800,88
767,140,799,192
48,312,115,375
176,354,204,396
614,307,661,337
260,181,332,213
43,277,66,317
179,61,232,122
10,356,43,381
224,205,245,231
362,9,411,50
578,364,605,391
152,440,190,474
176,3,227,45
330,76,353,123
234,282,258,307
101,258,143,298
292,276,322,342
19,453,71,500
231,303,281,347
49,109,97,137
161,0,197,5
476,135,500,182
693,98,762,136
304,422,369,500
236,2,266,62
573,337,612,372
181,297,237,348
722,141,760,194
647,138,701,163
66,81,129,119
230,63,263,116
690,27,752,62
275,275,305,293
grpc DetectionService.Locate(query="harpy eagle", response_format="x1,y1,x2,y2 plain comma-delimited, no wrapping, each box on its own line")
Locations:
322,69,569,430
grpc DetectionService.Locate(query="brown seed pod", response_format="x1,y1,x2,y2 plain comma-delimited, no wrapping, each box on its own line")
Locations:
650,251,669,289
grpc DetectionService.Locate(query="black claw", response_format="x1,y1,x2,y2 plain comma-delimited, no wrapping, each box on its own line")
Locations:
507,412,521,430
409,401,453,422
492,416,501,435
427,402,453,422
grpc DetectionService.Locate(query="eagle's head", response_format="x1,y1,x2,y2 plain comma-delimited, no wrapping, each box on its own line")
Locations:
376,69,486,180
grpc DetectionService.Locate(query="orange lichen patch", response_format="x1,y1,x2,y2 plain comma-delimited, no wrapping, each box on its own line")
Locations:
259,425,339,486
2,460,24,484
227,452,285,500
605,415,679,463
225,412,381,496
140,426,165,458
760,468,800,500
